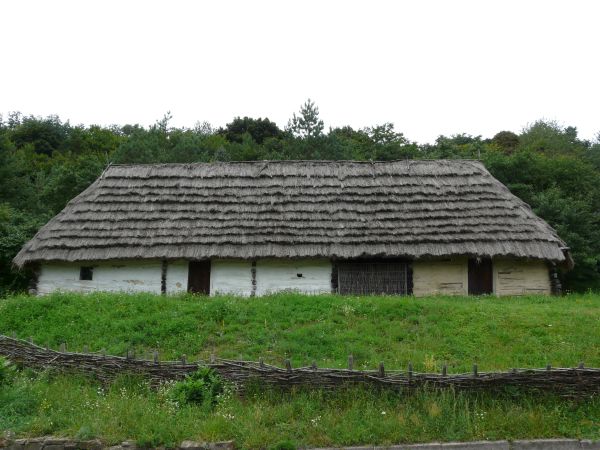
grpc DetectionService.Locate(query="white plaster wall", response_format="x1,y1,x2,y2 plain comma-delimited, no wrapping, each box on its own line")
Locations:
210,259,252,297
412,258,469,296
494,259,550,296
37,260,162,295
255,258,332,296
166,260,188,294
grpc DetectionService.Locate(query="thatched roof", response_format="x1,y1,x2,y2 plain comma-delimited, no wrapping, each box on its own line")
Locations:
13,160,571,267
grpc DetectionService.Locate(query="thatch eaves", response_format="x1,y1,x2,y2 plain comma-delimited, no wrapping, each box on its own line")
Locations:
13,160,572,267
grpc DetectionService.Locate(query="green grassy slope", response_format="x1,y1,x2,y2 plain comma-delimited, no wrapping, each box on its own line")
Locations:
1,292,599,372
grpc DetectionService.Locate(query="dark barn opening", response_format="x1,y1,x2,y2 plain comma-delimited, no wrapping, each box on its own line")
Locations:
468,258,493,295
188,260,211,294
336,260,412,295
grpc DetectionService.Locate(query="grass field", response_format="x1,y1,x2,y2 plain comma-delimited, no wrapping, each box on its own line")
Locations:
1,292,599,371
1,292,600,448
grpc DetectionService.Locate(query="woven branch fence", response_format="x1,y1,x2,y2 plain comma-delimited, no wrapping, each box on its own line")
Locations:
1,334,599,396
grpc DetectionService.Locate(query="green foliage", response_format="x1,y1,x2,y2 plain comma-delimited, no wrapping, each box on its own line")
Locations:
2,292,600,371
169,368,224,408
1,371,600,447
270,440,297,450
0,356,16,386
0,110,599,292
286,99,324,138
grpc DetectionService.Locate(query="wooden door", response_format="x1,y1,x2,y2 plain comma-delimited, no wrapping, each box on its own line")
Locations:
188,261,211,294
468,258,493,295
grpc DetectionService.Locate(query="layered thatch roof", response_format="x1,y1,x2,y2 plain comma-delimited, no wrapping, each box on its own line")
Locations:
14,160,571,267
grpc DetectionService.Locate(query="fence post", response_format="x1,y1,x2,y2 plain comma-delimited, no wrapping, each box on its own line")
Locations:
153,350,159,364
472,364,478,377
259,357,265,368
60,342,66,353
578,362,585,369
210,353,216,364
311,360,317,370
284,359,292,372
101,348,106,358
28,336,33,344
546,364,552,371
378,362,385,377
408,362,413,383
83,345,89,354
11,332,16,339
181,354,187,365
348,354,354,371
442,363,447,377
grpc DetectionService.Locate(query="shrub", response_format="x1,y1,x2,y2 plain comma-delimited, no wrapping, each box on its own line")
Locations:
169,367,224,408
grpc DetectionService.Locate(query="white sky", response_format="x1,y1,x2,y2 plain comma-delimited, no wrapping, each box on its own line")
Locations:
1,0,599,144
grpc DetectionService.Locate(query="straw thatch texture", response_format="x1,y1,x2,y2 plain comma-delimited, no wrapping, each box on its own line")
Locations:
13,160,570,267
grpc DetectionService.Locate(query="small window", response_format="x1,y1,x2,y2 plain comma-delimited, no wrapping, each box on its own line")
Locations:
80,266,93,281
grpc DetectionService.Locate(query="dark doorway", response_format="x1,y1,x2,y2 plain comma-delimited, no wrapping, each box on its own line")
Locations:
337,260,411,295
188,260,211,294
468,258,493,295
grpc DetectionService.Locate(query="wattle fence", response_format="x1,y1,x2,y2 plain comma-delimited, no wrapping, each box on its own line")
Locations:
1,334,599,396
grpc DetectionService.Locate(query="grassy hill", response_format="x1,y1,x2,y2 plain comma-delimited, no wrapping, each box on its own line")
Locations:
2,292,600,447
1,292,599,372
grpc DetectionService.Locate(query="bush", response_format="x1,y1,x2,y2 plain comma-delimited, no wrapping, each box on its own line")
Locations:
169,367,224,408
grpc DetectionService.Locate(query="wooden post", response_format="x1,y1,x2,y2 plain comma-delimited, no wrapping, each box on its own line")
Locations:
153,350,159,364
442,363,447,377
11,331,16,339
511,368,517,374
181,354,187,365
578,362,585,369
60,342,66,353
546,364,552,371
348,354,354,371
408,362,413,383
210,353,216,364
101,348,106,358
284,359,292,372
259,357,265,368
28,336,33,344
83,345,89,354
473,364,478,377
378,362,385,377
311,360,317,370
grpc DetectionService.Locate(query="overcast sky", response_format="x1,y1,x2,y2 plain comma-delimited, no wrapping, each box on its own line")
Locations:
1,0,598,144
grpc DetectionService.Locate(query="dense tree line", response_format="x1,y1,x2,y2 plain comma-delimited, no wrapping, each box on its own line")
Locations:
1,101,599,294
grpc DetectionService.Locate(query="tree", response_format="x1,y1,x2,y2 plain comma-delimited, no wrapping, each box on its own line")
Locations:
286,99,324,139
491,131,520,154
221,117,282,144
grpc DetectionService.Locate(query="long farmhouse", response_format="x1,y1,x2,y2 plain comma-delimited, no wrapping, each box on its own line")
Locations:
14,160,571,296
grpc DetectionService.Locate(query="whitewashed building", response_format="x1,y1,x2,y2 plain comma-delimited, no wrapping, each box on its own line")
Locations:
13,160,572,296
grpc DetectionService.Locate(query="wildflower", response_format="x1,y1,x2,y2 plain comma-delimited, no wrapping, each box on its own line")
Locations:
381,410,387,415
